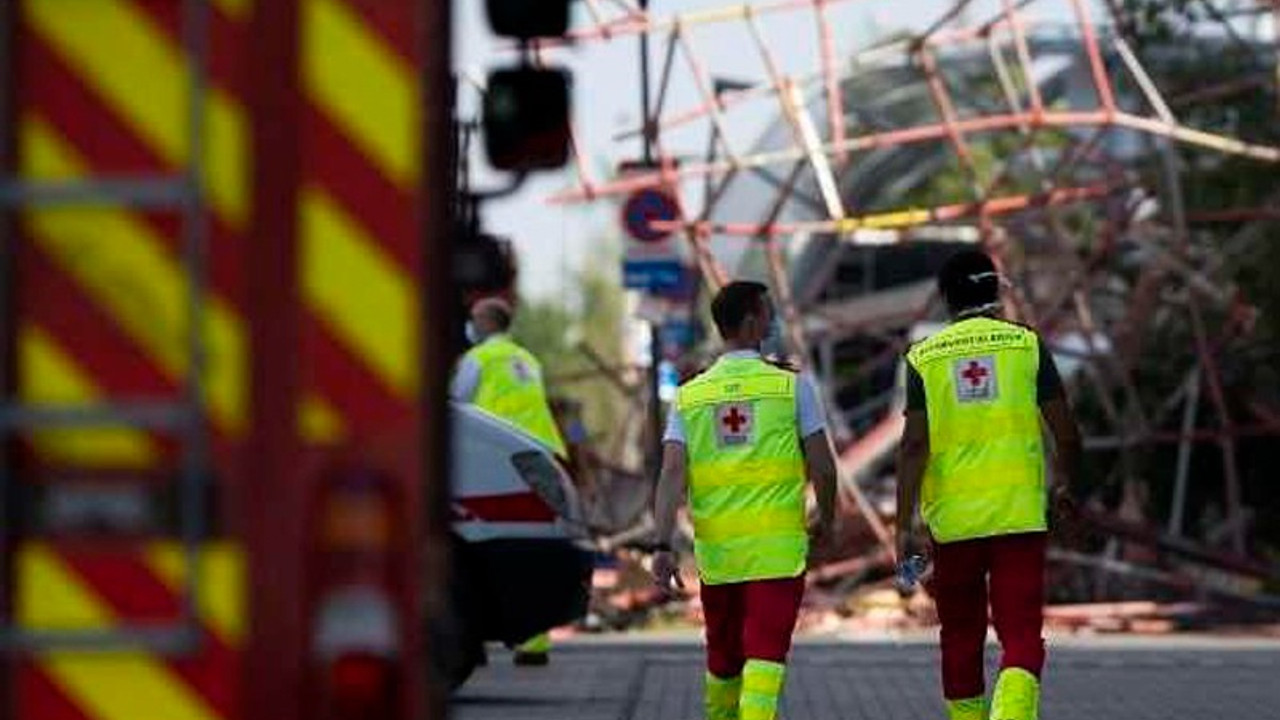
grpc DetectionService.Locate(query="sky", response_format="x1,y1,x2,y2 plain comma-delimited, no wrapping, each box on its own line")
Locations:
449,0,1114,300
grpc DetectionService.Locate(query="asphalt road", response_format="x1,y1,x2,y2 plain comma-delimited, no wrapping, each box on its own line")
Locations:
452,635,1280,719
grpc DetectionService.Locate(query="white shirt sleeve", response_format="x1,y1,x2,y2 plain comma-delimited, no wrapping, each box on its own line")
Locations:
662,406,686,444
450,356,481,403
796,372,828,439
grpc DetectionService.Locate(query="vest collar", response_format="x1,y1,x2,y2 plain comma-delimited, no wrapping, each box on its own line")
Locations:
721,349,762,361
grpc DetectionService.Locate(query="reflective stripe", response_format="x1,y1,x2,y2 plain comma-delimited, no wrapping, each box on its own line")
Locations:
693,508,805,543
705,672,741,720
18,546,222,720
947,697,988,720
991,667,1040,720
685,458,800,489
304,0,419,189
740,659,786,720
924,456,1044,500
932,412,1041,451
516,633,551,654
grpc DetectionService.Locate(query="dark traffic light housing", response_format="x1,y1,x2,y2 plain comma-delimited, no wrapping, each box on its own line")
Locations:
485,0,571,40
483,0,574,172
484,68,571,171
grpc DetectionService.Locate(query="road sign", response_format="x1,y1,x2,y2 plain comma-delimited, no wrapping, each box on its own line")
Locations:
621,187,680,244
624,258,684,290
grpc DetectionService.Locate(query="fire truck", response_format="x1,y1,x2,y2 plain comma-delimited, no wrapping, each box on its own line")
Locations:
0,2,582,719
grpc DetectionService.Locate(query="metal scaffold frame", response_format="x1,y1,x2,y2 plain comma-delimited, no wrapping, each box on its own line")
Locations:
538,0,1280,600
0,0,212,654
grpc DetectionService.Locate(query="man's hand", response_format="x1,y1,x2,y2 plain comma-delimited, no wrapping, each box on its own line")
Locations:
1050,484,1082,544
651,550,686,597
895,523,926,566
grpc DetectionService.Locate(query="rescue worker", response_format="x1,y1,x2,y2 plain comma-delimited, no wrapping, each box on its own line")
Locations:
651,281,838,720
895,250,1082,720
452,297,568,666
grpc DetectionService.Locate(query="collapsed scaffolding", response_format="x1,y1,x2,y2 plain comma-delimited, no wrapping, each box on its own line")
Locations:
537,0,1280,621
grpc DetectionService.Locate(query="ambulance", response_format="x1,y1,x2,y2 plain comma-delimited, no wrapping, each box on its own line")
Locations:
437,403,594,688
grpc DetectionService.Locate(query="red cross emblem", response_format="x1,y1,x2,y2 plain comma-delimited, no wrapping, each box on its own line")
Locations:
722,407,748,433
961,361,989,387
954,356,997,402
715,403,753,445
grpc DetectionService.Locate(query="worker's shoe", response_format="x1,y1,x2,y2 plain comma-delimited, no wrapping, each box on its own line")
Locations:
513,632,551,667
739,659,786,720
945,696,987,720
705,672,741,720
990,667,1039,720
512,650,549,667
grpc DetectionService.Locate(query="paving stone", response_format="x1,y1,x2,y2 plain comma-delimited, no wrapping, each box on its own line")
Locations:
453,640,1280,719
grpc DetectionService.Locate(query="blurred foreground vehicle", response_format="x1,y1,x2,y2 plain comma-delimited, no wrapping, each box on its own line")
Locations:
435,403,593,689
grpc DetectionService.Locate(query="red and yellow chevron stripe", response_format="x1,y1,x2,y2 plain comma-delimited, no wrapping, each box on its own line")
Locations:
16,542,245,720
13,1,423,717
17,0,421,460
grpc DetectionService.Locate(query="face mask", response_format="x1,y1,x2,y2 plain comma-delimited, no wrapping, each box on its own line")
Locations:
465,321,480,345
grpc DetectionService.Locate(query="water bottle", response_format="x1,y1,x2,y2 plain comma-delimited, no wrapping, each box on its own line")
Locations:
895,554,928,595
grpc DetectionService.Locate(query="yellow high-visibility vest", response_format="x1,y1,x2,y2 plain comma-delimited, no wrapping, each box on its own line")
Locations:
467,336,568,457
677,357,807,585
906,316,1047,543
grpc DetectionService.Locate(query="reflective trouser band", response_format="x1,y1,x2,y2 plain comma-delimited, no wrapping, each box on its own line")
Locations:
740,659,786,720
694,507,805,543
705,672,742,720
947,696,988,720
689,458,803,490
517,632,551,653
991,667,1040,720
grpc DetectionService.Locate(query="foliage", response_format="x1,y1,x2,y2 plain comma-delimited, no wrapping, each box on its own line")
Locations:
509,242,629,448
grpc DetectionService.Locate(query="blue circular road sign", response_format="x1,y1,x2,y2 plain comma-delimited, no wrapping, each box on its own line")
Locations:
622,188,680,244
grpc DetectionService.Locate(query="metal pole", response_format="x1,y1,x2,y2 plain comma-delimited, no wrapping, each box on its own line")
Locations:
1169,367,1201,537
640,0,665,482
420,2,454,716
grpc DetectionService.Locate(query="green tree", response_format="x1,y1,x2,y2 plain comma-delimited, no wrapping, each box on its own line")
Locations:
509,241,630,454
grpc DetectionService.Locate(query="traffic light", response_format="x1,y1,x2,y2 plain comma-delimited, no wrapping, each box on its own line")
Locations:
484,67,571,171
485,0,570,39
483,0,573,172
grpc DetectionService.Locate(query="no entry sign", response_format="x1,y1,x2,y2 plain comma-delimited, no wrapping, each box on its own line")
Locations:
621,187,680,244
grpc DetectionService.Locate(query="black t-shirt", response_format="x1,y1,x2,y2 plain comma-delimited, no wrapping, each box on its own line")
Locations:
904,334,1064,413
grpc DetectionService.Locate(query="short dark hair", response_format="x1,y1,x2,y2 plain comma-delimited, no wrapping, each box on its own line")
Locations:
711,281,769,338
938,250,1000,315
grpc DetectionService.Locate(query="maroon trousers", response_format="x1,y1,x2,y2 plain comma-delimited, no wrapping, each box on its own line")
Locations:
932,532,1047,700
700,575,806,678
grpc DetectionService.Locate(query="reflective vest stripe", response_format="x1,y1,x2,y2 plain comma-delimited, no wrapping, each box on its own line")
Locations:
683,458,799,489
693,507,806,543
